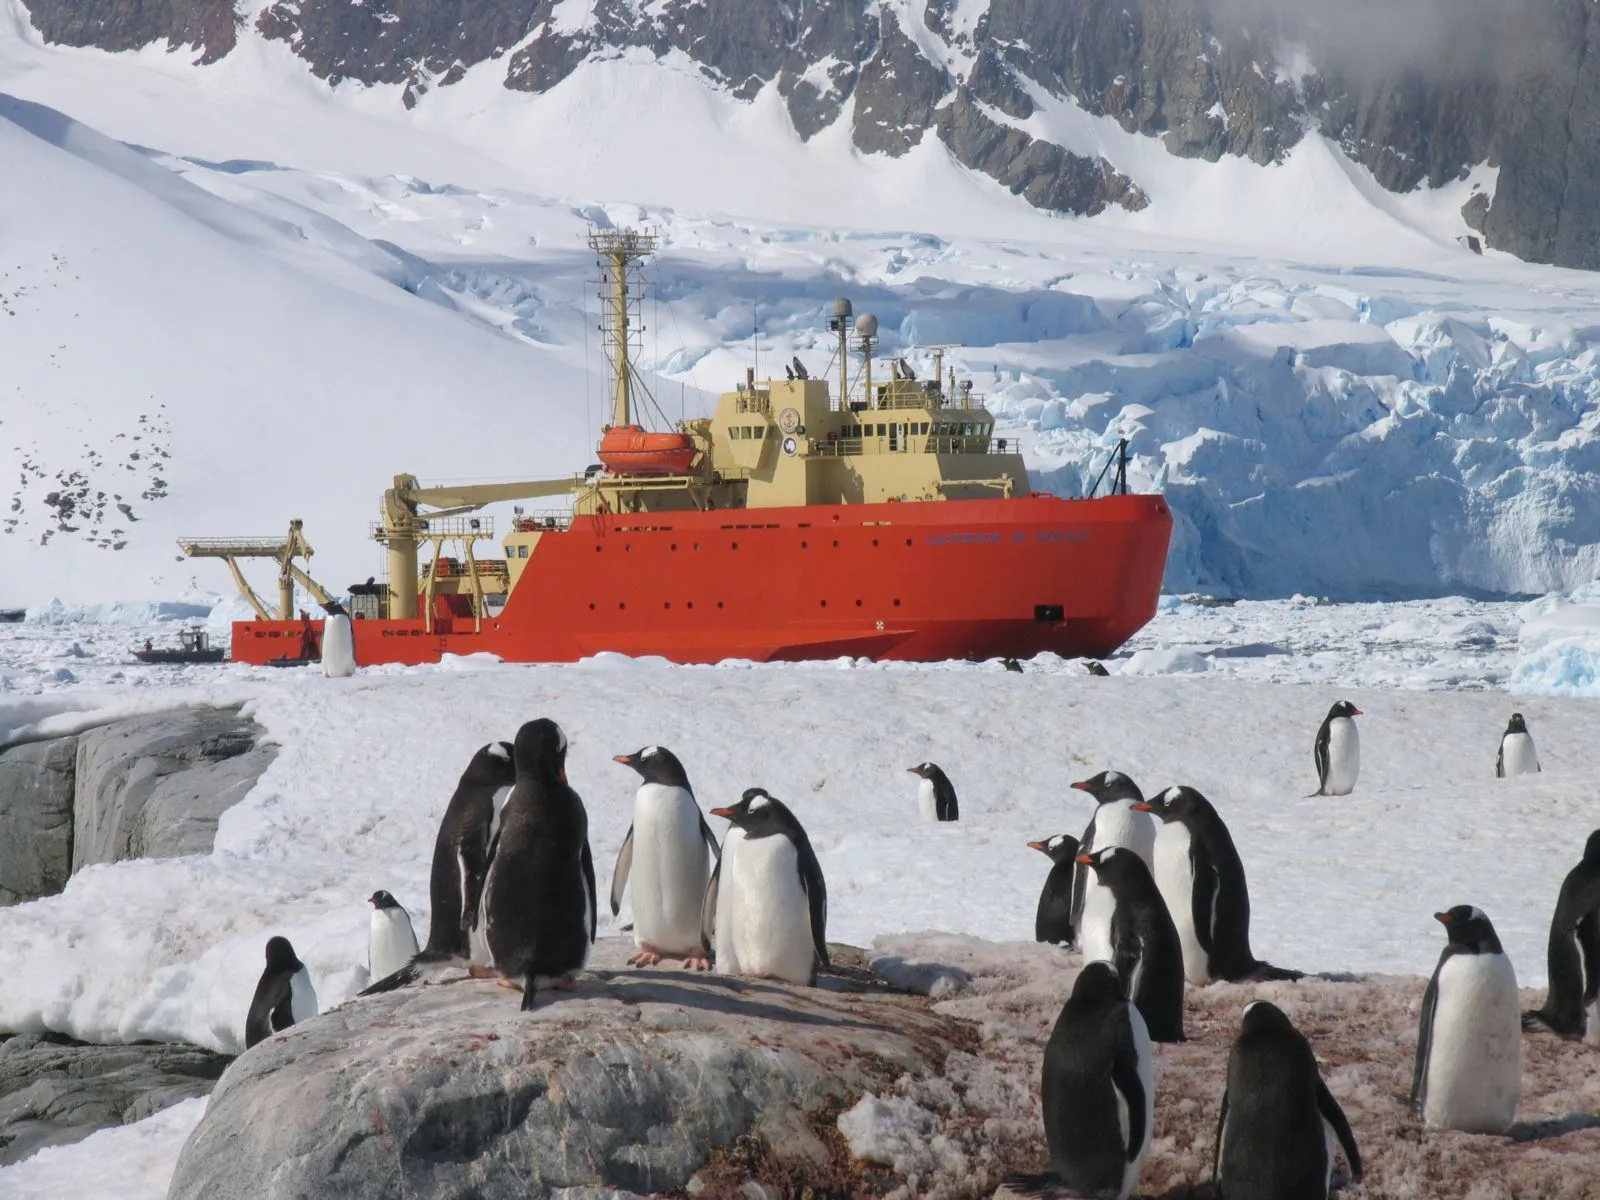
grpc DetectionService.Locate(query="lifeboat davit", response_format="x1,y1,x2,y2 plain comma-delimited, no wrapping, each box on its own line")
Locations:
597,424,698,475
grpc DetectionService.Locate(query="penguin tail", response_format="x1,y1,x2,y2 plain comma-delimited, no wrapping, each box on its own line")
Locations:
358,963,420,997
1244,961,1305,982
520,974,539,1012
995,1172,1074,1199
1521,1009,1573,1036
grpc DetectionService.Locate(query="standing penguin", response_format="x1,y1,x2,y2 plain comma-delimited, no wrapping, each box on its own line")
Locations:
1215,1000,1362,1200
422,741,517,958
1411,905,1521,1133
1524,829,1600,1041
610,745,721,969
321,603,356,678
1002,961,1152,1200
1496,713,1541,777
1068,771,1156,963
244,936,317,1050
704,788,829,985
1310,700,1362,796
1135,786,1301,985
1075,847,1186,1042
1027,833,1081,946
482,718,597,1010
367,890,420,983
906,762,959,822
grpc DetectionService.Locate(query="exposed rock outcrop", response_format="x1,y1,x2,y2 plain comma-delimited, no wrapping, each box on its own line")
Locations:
0,1032,230,1166
0,736,75,905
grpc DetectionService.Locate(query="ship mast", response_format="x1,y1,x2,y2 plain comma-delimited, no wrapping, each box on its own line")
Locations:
588,228,658,429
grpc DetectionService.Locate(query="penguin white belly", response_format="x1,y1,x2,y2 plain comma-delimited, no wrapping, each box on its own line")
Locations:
712,826,745,975
630,784,710,956
1422,953,1521,1133
1113,1005,1155,1200
1093,801,1157,869
1078,878,1118,964
715,834,815,985
1500,733,1539,777
289,967,318,1025
467,785,515,967
1323,719,1359,795
1586,998,1600,1046
1152,824,1208,985
369,908,419,981
916,779,938,822
321,613,356,677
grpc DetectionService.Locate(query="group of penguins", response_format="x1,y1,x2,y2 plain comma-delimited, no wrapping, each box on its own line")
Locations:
239,703,1596,1199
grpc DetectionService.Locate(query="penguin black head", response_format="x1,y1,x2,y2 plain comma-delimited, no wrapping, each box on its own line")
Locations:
1434,905,1504,955
1027,833,1081,865
907,762,948,783
368,890,402,910
1238,998,1295,1037
1070,960,1125,1005
1327,699,1362,720
1585,830,1600,864
613,744,690,789
1505,713,1529,734
512,719,569,783
264,936,303,973
462,740,516,787
1074,845,1141,884
710,787,797,839
1070,770,1144,805
1133,785,1215,825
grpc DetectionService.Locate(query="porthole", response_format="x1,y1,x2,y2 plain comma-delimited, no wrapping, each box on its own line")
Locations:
855,599,863,607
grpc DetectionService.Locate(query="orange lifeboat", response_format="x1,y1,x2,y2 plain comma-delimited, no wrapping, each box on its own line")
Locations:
597,424,698,475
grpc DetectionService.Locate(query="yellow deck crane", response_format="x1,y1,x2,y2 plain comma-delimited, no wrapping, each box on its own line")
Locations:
177,519,337,620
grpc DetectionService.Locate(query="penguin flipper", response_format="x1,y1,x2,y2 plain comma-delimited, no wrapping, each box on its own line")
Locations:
1410,963,1441,1107
1109,1009,1147,1161
700,857,722,955
698,812,721,863
796,837,831,971
1212,1087,1229,1184
245,972,291,1049
581,838,597,943
1578,910,1600,1005
1496,743,1506,778
1316,1075,1362,1181
1312,718,1331,794
1190,840,1219,958
358,962,421,996
1067,812,1096,936
609,825,634,917
520,974,539,1012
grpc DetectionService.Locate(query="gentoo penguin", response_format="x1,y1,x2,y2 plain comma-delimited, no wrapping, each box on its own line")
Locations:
1524,829,1600,1041
610,745,721,969
1027,833,1080,945
1075,847,1186,1042
422,740,517,959
704,788,829,985
244,936,317,1049
482,718,597,1010
1496,712,1541,777
1411,905,1521,1133
1215,1000,1362,1200
1310,700,1361,796
1135,786,1301,985
367,890,420,984
906,762,959,822
321,603,355,677
1003,961,1152,1200
1067,771,1156,964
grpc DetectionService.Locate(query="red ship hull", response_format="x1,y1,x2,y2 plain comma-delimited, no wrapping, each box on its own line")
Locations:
229,493,1171,666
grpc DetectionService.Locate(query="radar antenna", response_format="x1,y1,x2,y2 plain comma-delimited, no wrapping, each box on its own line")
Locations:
588,228,660,429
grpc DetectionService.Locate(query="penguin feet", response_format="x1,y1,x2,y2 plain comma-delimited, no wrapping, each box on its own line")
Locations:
468,964,499,980
683,953,712,971
551,976,579,992
628,946,664,967
520,976,538,1012
494,976,522,992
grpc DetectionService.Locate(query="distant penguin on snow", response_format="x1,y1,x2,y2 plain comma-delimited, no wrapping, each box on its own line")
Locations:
1068,771,1156,964
610,745,721,969
705,788,829,985
1311,700,1361,796
1525,829,1600,1042
244,935,317,1049
483,718,597,1009
1215,1000,1362,1200
1136,786,1301,985
367,890,420,984
1412,905,1521,1134
1001,961,1152,1200
1027,833,1080,946
1496,712,1541,777
1075,846,1186,1043
422,740,517,960
906,762,959,822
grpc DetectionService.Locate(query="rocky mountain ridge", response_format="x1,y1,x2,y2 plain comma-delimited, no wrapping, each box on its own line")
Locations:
18,0,1600,269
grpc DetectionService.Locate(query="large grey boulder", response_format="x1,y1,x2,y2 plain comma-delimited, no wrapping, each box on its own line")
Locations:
72,705,274,871
167,938,970,1200
0,1032,231,1165
0,736,76,905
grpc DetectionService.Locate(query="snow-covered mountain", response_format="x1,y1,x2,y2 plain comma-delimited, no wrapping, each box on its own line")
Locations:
4,1,1600,607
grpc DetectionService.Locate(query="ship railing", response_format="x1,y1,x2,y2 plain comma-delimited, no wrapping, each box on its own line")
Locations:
368,517,495,540
177,536,291,555
429,558,511,580
735,392,772,415
511,512,572,533
832,392,990,414
810,435,1014,457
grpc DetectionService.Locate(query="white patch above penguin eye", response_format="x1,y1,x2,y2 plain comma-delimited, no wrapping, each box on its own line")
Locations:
1047,835,1064,850
1105,771,1126,784
643,745,659,758
555,724,568,753
748,794,770,812
487,743,510,761
1467,906,1487,921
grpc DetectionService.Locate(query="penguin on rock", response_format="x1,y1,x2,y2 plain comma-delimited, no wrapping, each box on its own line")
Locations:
1067,771,1156,964
1496,713,1541,777
1135,786,1301,985
610,745,721,969
1310,700,1362,796
1214,1000,1362,1200
906,762,960,822
244,936,317,1049
1411,905,1521,1134
1524,830,1600,1041
1027,833,1081,946
422,741,517,959
1075,846,1186,1043
482,718,597,1010
366,890,420,984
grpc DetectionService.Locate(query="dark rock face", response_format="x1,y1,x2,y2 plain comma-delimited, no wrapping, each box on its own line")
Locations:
21,0,237,63
72,705,274,871
0,1033,230,1165
851,7,948,156
0,736,76,906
